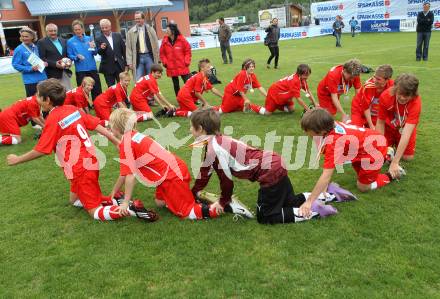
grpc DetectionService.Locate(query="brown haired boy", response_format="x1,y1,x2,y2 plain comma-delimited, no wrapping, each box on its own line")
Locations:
163,58,223,118
130,64,176,121
376,73,421,179
0,94,45,145
299,108,404,218
260,63,318,115
351,64,394,129
317,59,362,122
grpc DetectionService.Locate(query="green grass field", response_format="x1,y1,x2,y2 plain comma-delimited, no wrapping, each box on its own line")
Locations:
1,32,440,298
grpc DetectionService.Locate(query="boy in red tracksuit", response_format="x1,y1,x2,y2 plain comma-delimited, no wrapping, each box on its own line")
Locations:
165,58,222,118
376,74,421,179
108,108,250,220
94,71,130,121
351,65,394,129
190,109,339,224
218,59,267,114
298,108,403,218
0,95,45,145
6,79,156,222
317,59,362,122
64,76,94,113
260,64,318,115
129,64,176,122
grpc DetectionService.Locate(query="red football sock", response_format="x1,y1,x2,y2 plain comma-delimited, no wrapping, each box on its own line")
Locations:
101,195,114,206
0,135,19,145
174,110,190,117
93,205,124,221
137,113,151,122
208,206,218,218
193,204,203,219
371,173,392,190
249,103,265,115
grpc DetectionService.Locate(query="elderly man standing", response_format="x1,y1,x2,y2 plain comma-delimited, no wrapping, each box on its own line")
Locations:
126,11,159,80
218,17,232,64
37,23,72,90
67,19,102,100
96,19,126,87
416,2,434,61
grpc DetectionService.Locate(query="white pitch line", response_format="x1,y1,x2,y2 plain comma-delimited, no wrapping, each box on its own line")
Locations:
304,60,440,71
303,41,440,63
304,45,414,61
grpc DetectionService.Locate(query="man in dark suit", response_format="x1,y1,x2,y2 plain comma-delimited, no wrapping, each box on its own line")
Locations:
416,2,434,61
37,23,72,90
96,19,127,87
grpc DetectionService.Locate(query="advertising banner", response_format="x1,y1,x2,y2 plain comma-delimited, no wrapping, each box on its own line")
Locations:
361,19,400,32
311,0,440,29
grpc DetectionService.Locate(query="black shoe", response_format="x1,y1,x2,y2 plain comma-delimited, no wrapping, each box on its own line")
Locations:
165,108,176,117
223,61,228,64
229,60,233,64
129,200,159,222
112,191,125,206
423,58,428,61
416,58,421,61
154,108,168,118
274,66,278,69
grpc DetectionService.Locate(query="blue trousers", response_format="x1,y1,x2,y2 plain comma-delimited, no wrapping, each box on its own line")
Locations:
416,32,431,60
136,53,154,80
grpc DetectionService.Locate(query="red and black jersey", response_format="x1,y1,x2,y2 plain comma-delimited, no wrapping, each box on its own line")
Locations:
192,135,287,207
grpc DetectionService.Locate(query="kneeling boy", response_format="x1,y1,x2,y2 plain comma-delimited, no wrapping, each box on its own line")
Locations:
299,108,403,218
0,95,45,145
376,74,421,179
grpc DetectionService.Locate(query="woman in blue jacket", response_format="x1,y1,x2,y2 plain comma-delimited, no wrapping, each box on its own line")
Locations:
12,27,47,97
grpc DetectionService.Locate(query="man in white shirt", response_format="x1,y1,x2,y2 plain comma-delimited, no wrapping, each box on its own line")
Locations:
96,19,127,86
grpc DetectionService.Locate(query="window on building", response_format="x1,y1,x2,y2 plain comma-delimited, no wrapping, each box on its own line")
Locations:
0,0,13,9
161,17,168,31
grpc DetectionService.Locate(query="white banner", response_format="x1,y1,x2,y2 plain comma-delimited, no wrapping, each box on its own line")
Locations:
311,0,440,32
0,56,17,74
186,25,332,51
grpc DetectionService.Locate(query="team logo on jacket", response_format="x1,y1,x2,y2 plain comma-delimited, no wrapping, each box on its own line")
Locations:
334,124,347,135
58,111,81,129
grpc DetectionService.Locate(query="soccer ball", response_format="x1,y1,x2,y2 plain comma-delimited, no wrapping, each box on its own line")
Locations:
60,57,72,68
